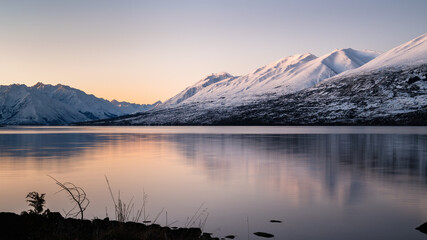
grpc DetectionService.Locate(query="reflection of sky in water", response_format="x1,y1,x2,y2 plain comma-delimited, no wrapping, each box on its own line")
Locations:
0,127,426,240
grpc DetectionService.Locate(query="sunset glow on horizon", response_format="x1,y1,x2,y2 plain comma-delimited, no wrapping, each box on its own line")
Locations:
1,0,426,104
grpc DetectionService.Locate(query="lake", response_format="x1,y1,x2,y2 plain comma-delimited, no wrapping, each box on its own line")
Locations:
0,126,426,239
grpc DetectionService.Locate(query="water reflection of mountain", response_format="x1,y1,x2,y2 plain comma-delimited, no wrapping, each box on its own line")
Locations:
170,134,426,170
0,133,112,159
1,131,425,198
165,134,427,189
2,132,425,181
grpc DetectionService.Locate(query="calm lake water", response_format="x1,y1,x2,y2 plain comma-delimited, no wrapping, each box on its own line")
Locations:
0,126,426,239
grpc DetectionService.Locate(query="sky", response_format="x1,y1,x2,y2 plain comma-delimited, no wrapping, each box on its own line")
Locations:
0,0,426,104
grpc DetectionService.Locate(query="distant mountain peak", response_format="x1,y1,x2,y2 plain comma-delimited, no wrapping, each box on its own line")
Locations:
274,52,317,64
33,82,45,88
339,33,427,76
252,52,317,75
332,47,354,52
199,72,235,87
0,83,161,125
317,48,380,74
162,72,236,106
31,82,69,90
111,99,162,108
206,72,233,78
329,48,381,56
288,52,315,58
297,52,315,58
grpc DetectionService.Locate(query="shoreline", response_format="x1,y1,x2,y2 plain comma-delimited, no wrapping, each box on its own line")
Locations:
0,212,219,240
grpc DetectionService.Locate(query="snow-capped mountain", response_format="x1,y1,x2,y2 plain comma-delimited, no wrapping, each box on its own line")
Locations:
161,48,380,107
361,33,427,70
88,33,426,126
163,72,236,105
340,33,427,76
111,99,162,114
0,83,160,125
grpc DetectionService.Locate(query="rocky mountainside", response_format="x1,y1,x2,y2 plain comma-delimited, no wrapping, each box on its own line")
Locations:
217,64,427,125
0,83,160,125
87,34,427,126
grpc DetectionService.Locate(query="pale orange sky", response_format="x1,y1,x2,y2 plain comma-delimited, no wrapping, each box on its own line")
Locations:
1,0,426,104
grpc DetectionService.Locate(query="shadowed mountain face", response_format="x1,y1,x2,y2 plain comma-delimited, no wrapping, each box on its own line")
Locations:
0,83,160,125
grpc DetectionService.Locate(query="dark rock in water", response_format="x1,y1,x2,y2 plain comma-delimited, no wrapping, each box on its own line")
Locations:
416,222,427,234
202,232,219,240
253,232,275,238
224,235,235,239
270,220,282,223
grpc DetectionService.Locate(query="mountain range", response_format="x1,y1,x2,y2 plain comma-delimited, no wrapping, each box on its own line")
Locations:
162,48,380,107
0,83,160,125
1,33,426,126
88,33,427,126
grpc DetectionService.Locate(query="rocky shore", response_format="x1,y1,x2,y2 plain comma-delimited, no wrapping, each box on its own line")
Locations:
0,212,219,240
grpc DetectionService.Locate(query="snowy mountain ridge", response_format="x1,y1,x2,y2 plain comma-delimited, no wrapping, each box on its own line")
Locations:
163,72,236,105
86,33,427,126
161,48,380,108
337,33,427,78
0,83,160,125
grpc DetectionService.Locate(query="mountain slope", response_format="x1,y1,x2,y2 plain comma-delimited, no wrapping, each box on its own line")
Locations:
0,83,160,125
341,33,427,76
161,49,380,107
111,99,162,114
87,33,426,126
218,64,426,125
163,72,236,106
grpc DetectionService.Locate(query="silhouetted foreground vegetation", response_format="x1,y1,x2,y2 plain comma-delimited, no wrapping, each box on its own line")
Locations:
0,182,218,240
3,178,424,239
0,212,217,240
